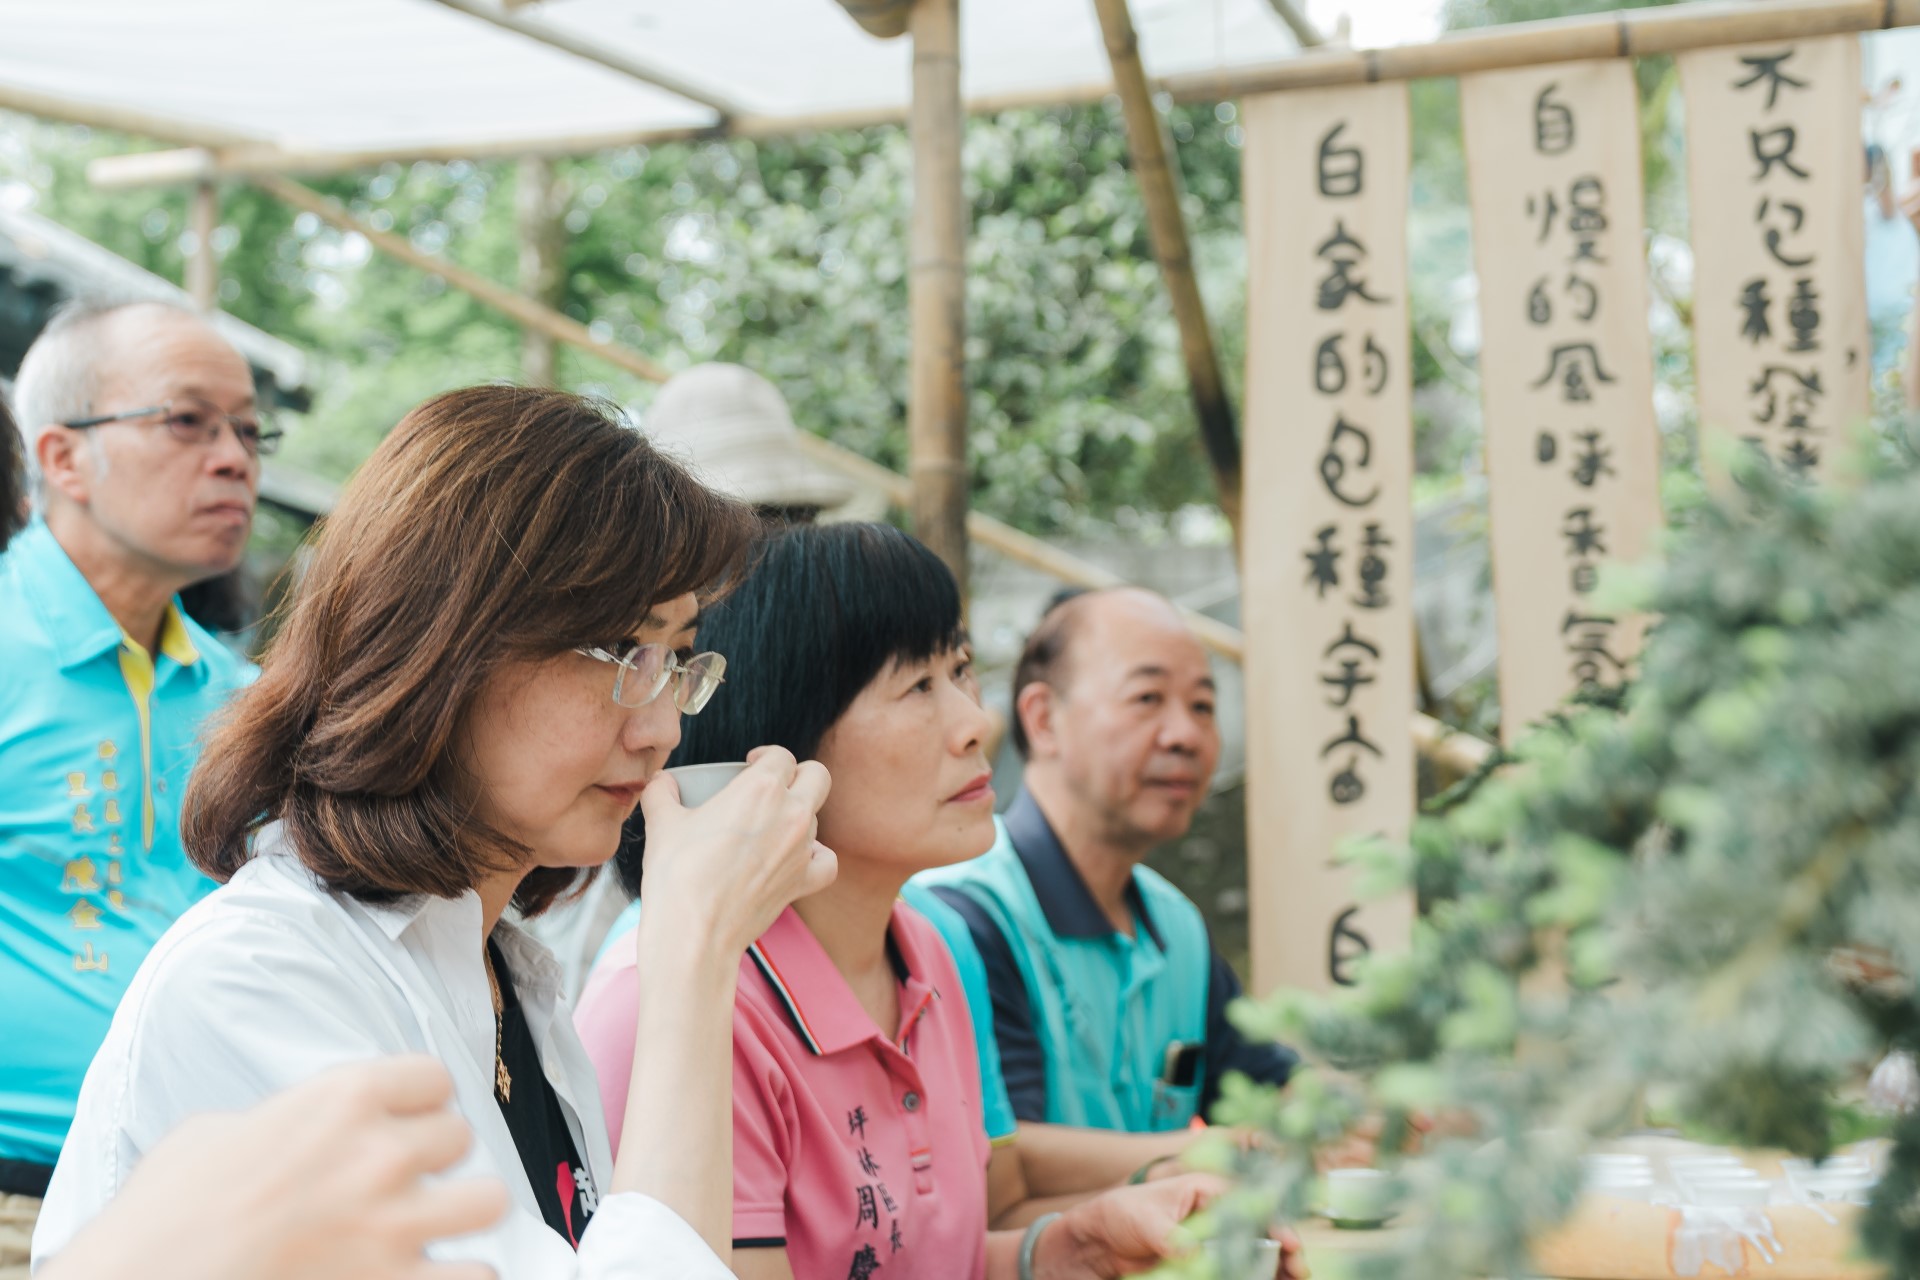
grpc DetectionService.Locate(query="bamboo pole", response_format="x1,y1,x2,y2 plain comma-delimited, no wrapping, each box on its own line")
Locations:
1204,0,1920,95
515,155,567,387
425,0,742,124
248,173,672,384
91,129,719,189
1263,0,1328,48
244,170,1489,777
908,0,971,594
1093,0,1244,546
186,180,219,311
0,83,251,152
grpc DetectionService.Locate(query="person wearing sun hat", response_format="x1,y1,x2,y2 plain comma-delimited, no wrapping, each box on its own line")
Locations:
643,363,857,522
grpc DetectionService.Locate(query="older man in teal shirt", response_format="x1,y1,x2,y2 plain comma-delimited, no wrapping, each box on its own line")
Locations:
0,301,261,1271
917,588,1296,1136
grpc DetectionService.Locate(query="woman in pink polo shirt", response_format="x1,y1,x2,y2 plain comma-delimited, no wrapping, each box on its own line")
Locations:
577,523,1294,1280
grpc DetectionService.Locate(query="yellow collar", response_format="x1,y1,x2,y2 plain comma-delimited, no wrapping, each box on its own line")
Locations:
118,603,202,668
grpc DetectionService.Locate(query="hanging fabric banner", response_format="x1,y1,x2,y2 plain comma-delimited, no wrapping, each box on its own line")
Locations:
1680,35,1869,484
1241,85,1415,996
1461,59,1664,737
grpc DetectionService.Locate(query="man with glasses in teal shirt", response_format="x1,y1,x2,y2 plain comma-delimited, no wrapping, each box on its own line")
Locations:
0,301,262,1274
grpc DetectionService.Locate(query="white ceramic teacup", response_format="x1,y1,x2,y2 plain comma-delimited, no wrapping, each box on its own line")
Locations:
663,761,751,808
1324,1169,1397,1225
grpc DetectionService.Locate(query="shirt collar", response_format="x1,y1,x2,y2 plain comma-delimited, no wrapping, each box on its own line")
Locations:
1003,787,1163,949
11,518,203,671
746,903,941,1058
12,519,125,667
150,603,203,667
255,822,562,995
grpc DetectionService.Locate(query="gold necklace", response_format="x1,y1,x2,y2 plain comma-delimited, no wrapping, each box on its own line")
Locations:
483,947,513,1104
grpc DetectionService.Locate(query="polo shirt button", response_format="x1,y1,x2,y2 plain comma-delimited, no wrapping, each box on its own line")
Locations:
902,1091,921,1112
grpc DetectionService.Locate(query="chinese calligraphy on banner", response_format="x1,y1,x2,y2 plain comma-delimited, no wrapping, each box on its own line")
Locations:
1241,85,1414,995
1680,35,1869,484
1461,60,1664,735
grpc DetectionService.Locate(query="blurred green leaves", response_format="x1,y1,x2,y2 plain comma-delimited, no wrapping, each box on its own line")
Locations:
1204,443,1920,1279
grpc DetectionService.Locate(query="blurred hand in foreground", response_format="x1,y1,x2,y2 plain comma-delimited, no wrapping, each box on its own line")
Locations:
40,1055,508,1280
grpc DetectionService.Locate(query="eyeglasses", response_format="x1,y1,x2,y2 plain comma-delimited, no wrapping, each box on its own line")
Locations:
62,397,284,458
575,642,727,714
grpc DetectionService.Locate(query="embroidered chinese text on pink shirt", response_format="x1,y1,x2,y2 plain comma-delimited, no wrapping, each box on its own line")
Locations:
576,902,992,1280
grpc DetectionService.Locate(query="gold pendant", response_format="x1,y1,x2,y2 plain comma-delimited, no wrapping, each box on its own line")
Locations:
496,1058,513,1104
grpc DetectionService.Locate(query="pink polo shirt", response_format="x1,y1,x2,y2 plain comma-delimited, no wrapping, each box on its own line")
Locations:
575,901,992,1280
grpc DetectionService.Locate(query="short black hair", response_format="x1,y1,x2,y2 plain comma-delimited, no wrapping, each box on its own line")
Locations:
613,521,965,898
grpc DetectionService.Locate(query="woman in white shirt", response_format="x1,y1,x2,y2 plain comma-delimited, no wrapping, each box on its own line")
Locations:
32,386,836,1279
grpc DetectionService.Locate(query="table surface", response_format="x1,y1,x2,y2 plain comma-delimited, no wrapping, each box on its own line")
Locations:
1285,1139,1886,1280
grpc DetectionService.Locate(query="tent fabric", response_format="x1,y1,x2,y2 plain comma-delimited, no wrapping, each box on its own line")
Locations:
0,0,1300,158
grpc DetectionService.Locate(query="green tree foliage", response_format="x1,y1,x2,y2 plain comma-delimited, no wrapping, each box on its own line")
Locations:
1180,439,1920,1279
6,99,1254,537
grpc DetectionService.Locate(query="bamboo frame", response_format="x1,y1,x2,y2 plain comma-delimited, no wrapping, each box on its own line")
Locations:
0,83,253,153
1262,0,1327,48
81,0,1920,189
425,0,743,124
187,180,219,311
1093,0,1244,546
250,173,673,383
1214,0,1920,93
514,155,566,387
908,0,971,592
240,169,1490,778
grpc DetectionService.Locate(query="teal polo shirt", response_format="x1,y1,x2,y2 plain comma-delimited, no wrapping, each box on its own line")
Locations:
0,519,255,1172
913,789,1297,1133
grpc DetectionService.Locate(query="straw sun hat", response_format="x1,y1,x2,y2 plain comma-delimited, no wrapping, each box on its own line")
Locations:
641,363,855,513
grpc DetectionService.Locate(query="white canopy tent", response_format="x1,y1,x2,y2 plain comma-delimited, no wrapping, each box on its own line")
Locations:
0,0,1304,166
0,0,1318,594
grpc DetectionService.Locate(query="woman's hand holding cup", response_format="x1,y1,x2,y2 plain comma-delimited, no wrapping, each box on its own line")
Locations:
636,745,836,959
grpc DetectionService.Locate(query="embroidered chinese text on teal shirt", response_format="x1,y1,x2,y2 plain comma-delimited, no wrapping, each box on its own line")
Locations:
0,520,254,1166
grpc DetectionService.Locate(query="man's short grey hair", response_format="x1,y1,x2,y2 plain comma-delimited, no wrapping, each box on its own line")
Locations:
12,297,203,492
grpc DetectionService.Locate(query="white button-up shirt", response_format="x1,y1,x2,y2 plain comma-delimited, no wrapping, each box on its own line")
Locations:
32,825,730,1279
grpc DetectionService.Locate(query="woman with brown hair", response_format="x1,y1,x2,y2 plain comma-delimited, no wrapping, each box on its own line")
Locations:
30,386,835,1279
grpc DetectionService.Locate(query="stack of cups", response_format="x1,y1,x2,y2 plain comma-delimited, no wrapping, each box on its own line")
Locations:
1583,1153,1656,1201
1668,1154,1772,1207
